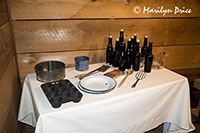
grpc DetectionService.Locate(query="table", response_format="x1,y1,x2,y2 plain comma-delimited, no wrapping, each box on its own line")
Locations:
18,63,195,133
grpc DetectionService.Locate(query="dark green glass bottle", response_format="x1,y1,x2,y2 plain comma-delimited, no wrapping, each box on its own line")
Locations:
144,41,153,73
106,36,113,65
119,42,126,72
133,40,140,71
141,35,148,58
119,29,124,44
125,39,132,69
113,39,120,67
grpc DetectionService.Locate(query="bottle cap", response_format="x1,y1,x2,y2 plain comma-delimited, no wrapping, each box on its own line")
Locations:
120,29,124,32
109,36,112,38
145,35,148,38
128,38,131,41
134,34,137,36
116,38,119,41
136,40,140,43
131,36,134,39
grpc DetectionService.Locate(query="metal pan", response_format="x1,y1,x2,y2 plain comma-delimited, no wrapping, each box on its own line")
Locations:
35,61,66,82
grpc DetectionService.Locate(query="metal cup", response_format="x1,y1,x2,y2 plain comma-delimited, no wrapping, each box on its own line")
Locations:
75,56,89,71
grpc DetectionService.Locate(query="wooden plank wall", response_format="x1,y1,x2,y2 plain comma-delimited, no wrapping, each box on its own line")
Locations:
8,0,200,82
0,0,21,132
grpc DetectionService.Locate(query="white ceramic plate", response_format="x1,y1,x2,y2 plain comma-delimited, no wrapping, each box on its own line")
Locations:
78,84,113,94
79,75,116,92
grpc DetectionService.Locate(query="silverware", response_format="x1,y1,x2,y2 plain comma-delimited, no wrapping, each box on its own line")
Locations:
118,69,133,87
131,71,146,88
75,65,110,79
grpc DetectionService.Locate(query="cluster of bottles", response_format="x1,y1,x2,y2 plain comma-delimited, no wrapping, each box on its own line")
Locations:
106,29,153,73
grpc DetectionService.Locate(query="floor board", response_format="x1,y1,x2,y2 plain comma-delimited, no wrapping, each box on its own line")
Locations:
18,121,200,133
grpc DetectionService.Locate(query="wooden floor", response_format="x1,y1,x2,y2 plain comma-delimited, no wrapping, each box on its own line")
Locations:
190,113,200,133
17,120,200,133
191,122,200,133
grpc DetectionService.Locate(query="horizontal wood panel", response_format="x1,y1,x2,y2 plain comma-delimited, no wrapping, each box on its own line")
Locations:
0,12,8,27
1,22,11,44
0,39,14,79
17,45,200,82
14,18,200,53
17,50,106,82
9,0,200,20
0,22,15,78
173,68,200,82
0,57,19,132
0,29,3,51
0,1,21,132
2,103,18,133
153,45,200,69
0,0,8,26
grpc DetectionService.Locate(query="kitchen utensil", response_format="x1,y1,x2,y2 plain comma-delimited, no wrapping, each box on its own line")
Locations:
41,79,83,108
78,75,116,94
104,69,124,79
35,61,65,82
75,56,89,71
118,69,133,87
131,71,146,88
75,65,110,79
78,84,114,94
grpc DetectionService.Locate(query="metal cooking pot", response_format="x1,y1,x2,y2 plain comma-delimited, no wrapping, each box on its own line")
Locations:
35,61,66,82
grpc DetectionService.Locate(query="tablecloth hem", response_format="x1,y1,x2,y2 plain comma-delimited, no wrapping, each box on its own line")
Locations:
18,112,36,127
164,121,195,133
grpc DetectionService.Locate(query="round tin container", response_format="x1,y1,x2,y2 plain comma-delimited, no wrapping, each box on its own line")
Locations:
35,61,65,82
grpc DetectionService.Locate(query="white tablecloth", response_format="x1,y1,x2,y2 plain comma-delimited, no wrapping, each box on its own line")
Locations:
18,63,195,133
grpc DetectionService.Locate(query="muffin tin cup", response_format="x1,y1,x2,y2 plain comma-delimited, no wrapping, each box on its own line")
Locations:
43,86,54,95
50,96,63,108
61,91,71,103
41,79,83,108
72,91,83,103
47,90,59,101
68,86,77,94
57,87,65,95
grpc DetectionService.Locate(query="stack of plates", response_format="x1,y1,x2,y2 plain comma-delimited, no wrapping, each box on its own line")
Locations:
78,75,117,94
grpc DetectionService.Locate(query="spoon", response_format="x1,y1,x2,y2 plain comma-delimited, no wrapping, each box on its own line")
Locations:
118,69,134,87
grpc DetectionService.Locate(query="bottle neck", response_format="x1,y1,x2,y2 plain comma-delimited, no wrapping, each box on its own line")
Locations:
127,40,131,49
143,37,148,46
119,31,124,43
136,40,140,52
148,42,153,54
133,34,137,44
109,37,112,44
115,40,120,50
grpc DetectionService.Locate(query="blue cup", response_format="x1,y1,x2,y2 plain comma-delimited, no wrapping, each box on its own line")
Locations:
75,56,89,71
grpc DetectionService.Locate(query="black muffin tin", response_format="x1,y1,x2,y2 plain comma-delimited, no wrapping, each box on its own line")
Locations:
41,79,83,108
